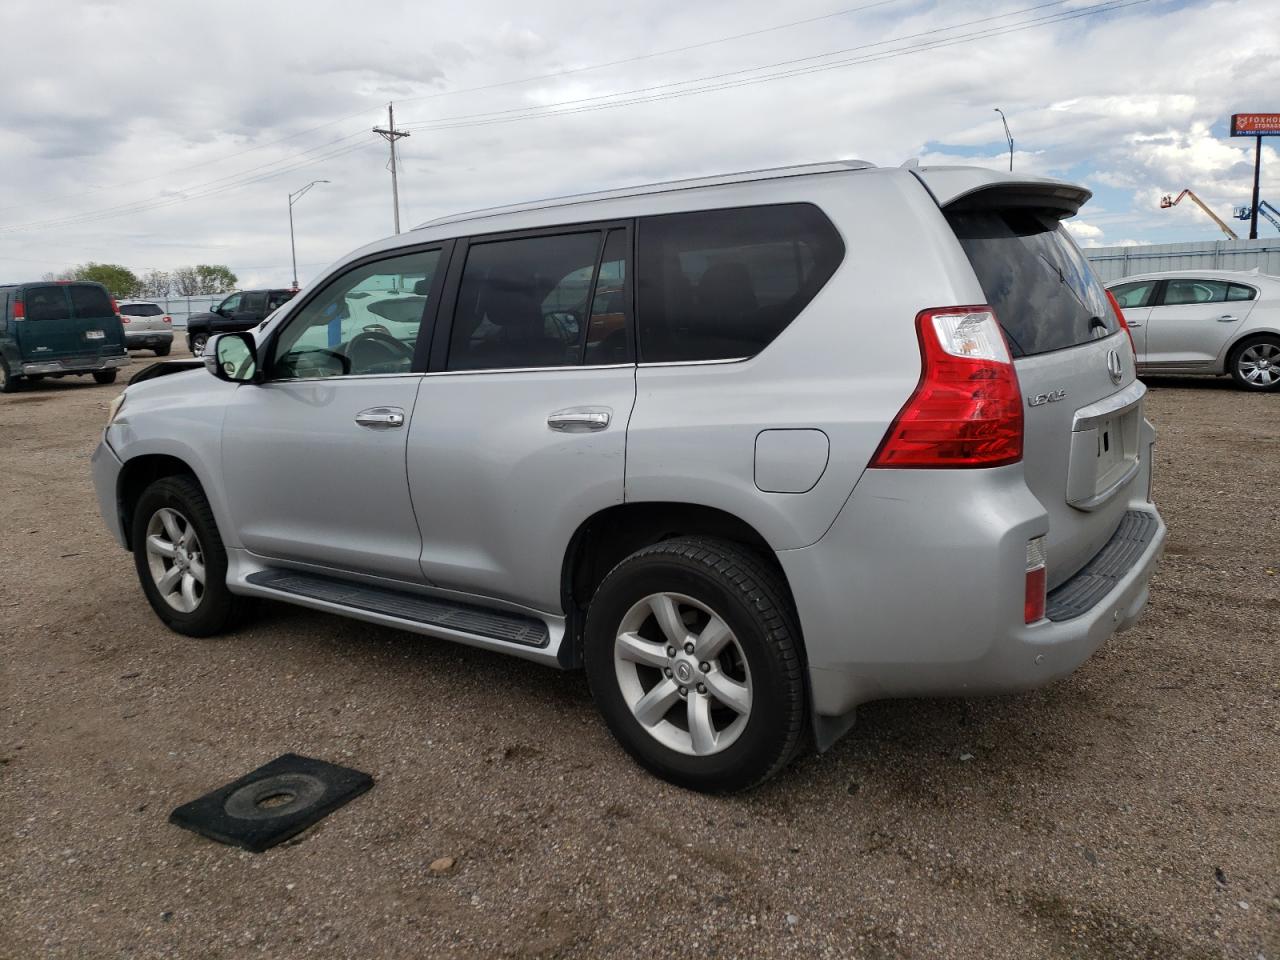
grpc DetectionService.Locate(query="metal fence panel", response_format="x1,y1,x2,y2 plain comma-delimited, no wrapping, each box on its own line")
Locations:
1085,238,1280,283
138,295,222,329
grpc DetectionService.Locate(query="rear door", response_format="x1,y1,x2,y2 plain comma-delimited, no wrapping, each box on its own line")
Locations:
1108,278,1157,361
407,223,636,614
1145,278,1258,367
15,284,123,363
67,284,126,358
944,199,1146,586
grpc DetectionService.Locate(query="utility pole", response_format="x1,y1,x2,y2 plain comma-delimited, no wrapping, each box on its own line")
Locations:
374,102,410,234
994,107,1014,171
288,180,329,290
1249,134,1262,240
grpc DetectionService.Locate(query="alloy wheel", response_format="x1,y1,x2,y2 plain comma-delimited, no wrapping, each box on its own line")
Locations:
1237,342,1280,387
144,507,206,613
613,592,753,757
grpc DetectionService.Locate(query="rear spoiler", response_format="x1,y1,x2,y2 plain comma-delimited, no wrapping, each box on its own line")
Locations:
911,167,1090,219
129,359,203,386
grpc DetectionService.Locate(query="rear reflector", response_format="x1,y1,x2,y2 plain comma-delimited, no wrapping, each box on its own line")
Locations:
1025,536,1047,624
870,306,1023,468
1105,289,1136,356
12,299,24,320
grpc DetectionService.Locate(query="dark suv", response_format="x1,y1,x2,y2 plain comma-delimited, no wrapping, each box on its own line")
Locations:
185,289,294,354
1,281,129,392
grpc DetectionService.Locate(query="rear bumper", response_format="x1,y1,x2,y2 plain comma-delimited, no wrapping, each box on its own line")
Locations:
23,355,130,375
91,438,127,548
125,331,173,347
778,461,1165,719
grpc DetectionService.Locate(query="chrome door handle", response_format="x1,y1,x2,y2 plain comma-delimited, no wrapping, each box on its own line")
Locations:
1128,322,1144,328
1217,315,1238,322
355,406,405,429
547,407,611,432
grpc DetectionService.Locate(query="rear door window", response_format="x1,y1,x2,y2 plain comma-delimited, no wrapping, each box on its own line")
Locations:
947,210,1116,357
1160,279,1229,306
67,284,114,319
241,292,268,314
447,231,604,371
1227,283,1257,301
24,286,72,322
636,203,844,363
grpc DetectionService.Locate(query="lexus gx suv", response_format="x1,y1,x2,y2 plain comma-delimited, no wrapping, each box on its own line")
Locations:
92,161,1165,792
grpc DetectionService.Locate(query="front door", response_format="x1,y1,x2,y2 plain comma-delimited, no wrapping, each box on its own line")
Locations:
408,225,636,614
1144,277,1258,367
220,245,449,582
1109,278,1157,361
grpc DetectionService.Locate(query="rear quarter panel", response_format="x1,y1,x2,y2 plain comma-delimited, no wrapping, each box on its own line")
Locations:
625,168,981,549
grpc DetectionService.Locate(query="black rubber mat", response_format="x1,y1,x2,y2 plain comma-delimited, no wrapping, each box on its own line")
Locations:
169,754,373,852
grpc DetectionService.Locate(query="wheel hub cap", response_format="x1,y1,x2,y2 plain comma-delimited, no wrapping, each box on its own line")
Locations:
144,507,206,614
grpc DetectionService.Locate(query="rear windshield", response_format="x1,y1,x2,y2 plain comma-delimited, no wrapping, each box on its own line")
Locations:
67,284,115,319
947,209,1116,358
24,285,71,321
120,303,163,317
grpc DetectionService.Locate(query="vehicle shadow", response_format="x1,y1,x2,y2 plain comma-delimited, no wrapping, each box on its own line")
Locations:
1139,374,1240,391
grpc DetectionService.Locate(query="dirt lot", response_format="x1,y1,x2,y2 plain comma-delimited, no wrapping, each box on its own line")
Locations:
1,349,1277,960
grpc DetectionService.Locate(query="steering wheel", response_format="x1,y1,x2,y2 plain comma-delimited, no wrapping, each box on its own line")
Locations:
344,330,415,374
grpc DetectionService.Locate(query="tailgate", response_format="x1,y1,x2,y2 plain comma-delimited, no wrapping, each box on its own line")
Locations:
933,177,1148,587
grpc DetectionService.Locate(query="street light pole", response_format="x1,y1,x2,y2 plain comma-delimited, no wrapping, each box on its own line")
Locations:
288,179,330,290
994,108,1014,171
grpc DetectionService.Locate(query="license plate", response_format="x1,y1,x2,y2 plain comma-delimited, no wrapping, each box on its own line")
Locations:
84,330,105,340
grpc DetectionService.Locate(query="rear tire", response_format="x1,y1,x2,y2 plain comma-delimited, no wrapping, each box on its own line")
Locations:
0,359,20,393
584,536,806,793
190,333,208,355
1228,336,1280,391
93,369,118,385
131,475,249,637
155,344,172,357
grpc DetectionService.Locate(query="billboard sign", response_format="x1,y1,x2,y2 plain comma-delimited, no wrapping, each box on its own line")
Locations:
1231,113,1280,137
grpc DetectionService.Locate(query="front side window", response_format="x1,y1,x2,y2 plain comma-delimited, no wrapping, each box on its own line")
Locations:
448,231,604,371
24,286,71,322
1111,280,1155,309
217,293,242,315
636,203,844,363
1162,279,1229,306
271,248,442,380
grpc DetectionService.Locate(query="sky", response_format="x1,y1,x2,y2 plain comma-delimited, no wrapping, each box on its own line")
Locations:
0,0,1277,290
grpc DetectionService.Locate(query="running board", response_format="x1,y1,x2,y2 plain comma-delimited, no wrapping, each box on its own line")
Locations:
245,569,550,648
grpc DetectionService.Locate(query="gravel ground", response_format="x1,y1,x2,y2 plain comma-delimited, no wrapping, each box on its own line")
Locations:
1,350,1277,960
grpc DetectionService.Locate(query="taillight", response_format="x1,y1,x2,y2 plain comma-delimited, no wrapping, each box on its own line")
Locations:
162,315,172,324
1025,536,1047,623
870,306,1024,469
121,316,131,323
12,299,25,320
1105,289,1136,356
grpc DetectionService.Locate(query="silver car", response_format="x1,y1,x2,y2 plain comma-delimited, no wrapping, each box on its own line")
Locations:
92,161,1165,791
1107,269,1280,390
117,300,174,356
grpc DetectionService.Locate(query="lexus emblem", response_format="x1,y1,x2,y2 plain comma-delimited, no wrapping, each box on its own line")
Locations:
1106,349,1123,385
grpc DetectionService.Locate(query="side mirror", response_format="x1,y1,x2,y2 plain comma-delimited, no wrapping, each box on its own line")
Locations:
205,332,258,383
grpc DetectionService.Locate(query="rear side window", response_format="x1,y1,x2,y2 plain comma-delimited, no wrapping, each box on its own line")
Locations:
120,303,163,317
24,285,71,322
68,284,114,319
1162,278,1231,305
1228,283,1256,301
947,210,1116,357
636,203,844,363
448,231,605,371
242,291,268,313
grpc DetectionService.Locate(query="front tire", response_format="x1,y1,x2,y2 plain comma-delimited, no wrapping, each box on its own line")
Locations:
93,369,118,385
1228,336,1280,391
584,537,806,793
131,475,248,637
0,358,20,393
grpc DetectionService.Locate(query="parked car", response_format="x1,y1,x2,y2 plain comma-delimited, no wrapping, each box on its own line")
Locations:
0,281,129,392
118,300,174,356
1107,269,1280,390
185,288,295,355
92,161,1165,791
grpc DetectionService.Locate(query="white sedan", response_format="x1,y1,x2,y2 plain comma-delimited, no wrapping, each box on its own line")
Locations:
1108,269,1280,390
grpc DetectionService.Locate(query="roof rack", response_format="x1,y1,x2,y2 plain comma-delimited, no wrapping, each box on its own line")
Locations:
413,159,875,230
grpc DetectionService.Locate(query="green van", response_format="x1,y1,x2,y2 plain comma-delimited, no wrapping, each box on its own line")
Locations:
0,281,130,393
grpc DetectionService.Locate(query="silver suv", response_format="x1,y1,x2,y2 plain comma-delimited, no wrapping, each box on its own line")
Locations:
92,161,1166,791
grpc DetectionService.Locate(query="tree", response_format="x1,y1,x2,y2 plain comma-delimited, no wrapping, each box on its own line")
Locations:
44,263,140,298
139,269,173,299
172,266,200,297
193,264,237,295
